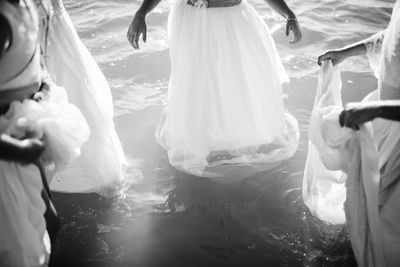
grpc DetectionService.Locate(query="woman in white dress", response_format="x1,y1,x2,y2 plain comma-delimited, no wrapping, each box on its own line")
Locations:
34,0,128,195
127,0,302,178
304,1,400,265
0,0,89,265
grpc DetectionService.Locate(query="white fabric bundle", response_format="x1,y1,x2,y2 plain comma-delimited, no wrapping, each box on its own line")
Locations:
303,61,384,266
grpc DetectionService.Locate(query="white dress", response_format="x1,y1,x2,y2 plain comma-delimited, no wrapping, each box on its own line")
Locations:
0,1,89,266
35,0,129,196
156,0,299,179
0,84,90,267
303,1,400,266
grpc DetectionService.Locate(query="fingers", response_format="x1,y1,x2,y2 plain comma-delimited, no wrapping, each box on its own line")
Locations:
134,30,140,49
142,24,147,43
126,29,130,43
126,28,137,49
317,56,322,66
295,29,302,43
339,110,345,127
286,22,290,36
339,110,361,131
126,25,143,49
290,28,301,44
317,53,331,66
317,54,327,65
292,24,302,44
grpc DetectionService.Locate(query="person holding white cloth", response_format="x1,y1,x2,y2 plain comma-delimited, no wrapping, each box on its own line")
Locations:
304,1,400,266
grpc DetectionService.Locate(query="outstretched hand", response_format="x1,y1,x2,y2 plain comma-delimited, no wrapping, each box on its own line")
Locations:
318,50,347,66
127,12,147,49
286,18,302,44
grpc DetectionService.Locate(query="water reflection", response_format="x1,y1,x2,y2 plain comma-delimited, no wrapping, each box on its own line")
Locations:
51,155,356,266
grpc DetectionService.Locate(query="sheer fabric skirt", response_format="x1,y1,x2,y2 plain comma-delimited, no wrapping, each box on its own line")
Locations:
156,0,299,179
42,4,128,195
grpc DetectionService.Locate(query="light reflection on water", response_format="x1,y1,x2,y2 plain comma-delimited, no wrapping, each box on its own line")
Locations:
51,0,393,266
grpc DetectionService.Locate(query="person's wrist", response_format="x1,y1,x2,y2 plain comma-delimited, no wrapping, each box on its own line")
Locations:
287,10,296,20
135,9,146,18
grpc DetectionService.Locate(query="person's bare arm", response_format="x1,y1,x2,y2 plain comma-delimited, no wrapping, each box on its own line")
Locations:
265,0,294,18
318,42,367,66
127,0,162,49
318,31,385,65
265,0,302,43
339,100,400,130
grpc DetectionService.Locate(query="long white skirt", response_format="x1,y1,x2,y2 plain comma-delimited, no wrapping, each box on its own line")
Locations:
0,163,49,267
0,83,89,267
156,0,299,179
43,5,127,195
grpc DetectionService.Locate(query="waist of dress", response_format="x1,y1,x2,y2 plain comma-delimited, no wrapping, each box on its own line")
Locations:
187,0,242,8
0,82,40,115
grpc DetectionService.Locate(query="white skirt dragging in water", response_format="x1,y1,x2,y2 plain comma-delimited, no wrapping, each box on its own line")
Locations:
156,0,299,179
38,0,136,196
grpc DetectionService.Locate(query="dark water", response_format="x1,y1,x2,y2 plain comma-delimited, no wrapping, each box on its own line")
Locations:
50,0,393,266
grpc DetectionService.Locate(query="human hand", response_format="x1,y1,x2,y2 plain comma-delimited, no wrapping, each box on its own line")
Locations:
318,50,347,66
286,17,302,44
127,11,147,49
339,104,379,130
19,138,45,164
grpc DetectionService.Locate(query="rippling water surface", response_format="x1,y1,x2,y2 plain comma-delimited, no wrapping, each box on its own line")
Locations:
52,1,394,266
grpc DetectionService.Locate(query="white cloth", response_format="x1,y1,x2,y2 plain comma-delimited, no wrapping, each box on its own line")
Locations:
0,84,89,267
304,1,400,266
0,164,48,267
303,61,385,266
156,0,299,179
302,60,347,225
37,0,128,196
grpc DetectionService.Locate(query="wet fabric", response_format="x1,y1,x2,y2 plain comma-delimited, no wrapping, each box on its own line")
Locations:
36,0,128,196
303,61,384,266
304,1,400,265
156,0,299,180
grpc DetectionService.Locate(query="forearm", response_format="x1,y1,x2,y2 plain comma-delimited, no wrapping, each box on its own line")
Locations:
265,0,296,19
347,100,400,122
337,31,386,59
375,101,400,122
136,0,162,15
337,42,367,59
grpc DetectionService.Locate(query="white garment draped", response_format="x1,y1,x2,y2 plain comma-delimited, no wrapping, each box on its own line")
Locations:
36,0,129,196
303,1,400,266
302,61,384,266
156,0,299,180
